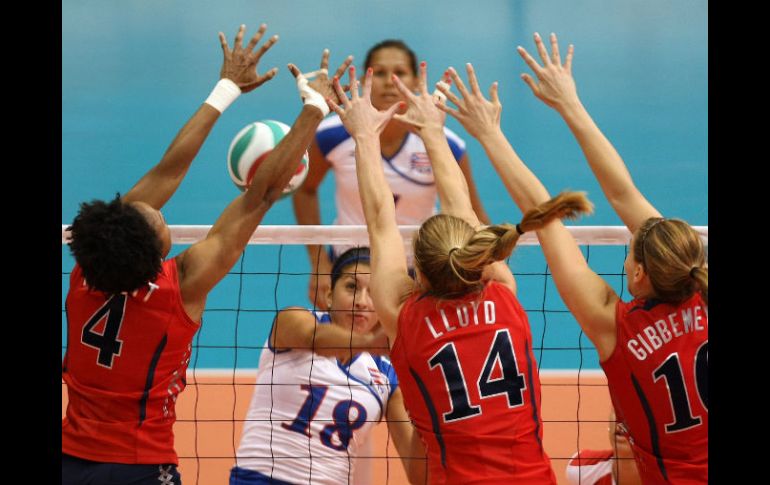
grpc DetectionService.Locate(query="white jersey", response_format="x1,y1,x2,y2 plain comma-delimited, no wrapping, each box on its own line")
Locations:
316,114,466,261
234,311,399,485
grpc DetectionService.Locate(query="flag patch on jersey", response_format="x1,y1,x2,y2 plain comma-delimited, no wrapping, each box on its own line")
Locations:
368,367,386,386
410,153,433,174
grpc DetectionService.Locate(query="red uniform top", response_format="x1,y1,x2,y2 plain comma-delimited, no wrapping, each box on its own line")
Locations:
601,294,708,484
62,258,200,465
391,281,556,485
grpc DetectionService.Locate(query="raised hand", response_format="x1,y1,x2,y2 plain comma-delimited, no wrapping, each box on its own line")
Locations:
326,66,403,138
218,24,279,93
390,61,447,134
517,32,579,111
288,49,354,106
436,63,501,140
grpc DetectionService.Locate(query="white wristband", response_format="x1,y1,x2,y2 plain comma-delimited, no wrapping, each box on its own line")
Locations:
296,69,330,117
205,78,242,113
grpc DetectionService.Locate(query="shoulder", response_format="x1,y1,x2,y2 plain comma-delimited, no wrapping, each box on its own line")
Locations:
316,114,351,157
371,354,399,388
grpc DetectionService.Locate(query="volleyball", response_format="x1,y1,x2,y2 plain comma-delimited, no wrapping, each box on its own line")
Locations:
227,120,309,195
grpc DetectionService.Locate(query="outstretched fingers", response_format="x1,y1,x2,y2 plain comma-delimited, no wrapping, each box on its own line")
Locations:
253,33,279,62
362,67,373,100
565,44,575,73
333,55,354,79
418,61,430,96
447,66,471,100
244,23,267,53
233,24,246,50
465,63,482,96
348,66,360,101
392,73,417,101
436,80,462,108
549,33,562,65
332,76,350,107
218,32,230,55
533,32,551,66
517,45,543,76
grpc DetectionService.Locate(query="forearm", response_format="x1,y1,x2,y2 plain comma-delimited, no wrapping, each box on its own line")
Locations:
421,129,477,223
354,134,397,231
557,103,642,206
123,103,221,209
310,324,376,360
476,127,551,212
293,189,328,269
207,105,323,254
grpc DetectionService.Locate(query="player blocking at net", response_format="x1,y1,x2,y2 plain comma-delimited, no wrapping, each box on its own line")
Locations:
62,23,353,485
434,33,707,484
231,246,427,485
326,60,595,483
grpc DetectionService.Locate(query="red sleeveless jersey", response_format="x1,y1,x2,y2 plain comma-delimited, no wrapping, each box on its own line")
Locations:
391,281,556,485
62,258,200,465
601,293,708,484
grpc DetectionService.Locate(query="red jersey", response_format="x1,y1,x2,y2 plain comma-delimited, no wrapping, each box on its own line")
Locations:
62,258,200,465
601,294,708,484
391,281,556,485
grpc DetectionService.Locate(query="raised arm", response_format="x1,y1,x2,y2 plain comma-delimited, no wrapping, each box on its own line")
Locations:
292,141,335,309
386,388,427,484
178,48,352,321
518,32,661,233
326,68,412,341
122,24,279,210
440,57,618,359
270,308,388,361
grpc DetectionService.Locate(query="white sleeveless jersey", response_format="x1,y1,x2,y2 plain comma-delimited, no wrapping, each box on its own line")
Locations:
234,311,399,485
316,114,466,261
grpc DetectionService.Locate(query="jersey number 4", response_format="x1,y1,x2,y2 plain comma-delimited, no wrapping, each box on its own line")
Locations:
80,294,127,368
429,329,526,423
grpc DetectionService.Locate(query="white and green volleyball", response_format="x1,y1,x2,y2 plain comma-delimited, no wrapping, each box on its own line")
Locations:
227,120,309,196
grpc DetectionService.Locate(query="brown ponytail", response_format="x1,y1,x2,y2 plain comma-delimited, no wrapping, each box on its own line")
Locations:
415,192,594,298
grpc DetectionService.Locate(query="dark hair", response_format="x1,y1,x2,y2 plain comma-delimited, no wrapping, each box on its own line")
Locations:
364,39,418,76
68,194,163,294
331,247,371,289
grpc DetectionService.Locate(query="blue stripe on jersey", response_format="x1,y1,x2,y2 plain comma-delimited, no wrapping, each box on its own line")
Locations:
372,355,399,394
446,135,465,162
316,124,350,157
409,367,447,468
523,338,544,450
336,361,384,420
629,298,663,313
139,334,167,425
631,373,669,481
229,466,295,485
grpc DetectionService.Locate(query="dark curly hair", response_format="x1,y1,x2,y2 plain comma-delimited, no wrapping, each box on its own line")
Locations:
364,39,418,76
68,194,163,294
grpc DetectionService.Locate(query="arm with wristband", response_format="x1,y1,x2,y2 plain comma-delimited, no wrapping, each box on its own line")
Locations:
176,44,354,321
122,24,279,210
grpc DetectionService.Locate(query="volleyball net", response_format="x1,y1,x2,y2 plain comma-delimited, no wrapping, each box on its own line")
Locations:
60,224,708,484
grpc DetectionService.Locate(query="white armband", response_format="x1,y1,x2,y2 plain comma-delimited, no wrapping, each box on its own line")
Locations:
204,78,242,113
296,69,330,116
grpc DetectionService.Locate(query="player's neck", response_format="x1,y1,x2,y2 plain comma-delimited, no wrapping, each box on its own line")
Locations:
380,120,410,156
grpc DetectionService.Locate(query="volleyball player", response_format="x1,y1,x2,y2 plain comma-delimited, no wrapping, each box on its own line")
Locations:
230,247,426,485
293,39,490,310
326,62,595,484
62,24,353,485
435,33,707,483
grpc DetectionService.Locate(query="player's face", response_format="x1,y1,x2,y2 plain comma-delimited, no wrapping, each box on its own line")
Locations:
131,201,172,258
367,47,417,111
329,263,378,334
